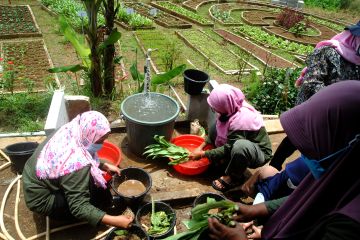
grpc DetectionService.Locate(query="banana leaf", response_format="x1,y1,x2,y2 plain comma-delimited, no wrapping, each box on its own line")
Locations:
48,64,87,73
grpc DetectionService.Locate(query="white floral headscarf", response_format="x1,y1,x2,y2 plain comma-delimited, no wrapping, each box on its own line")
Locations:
36,111,111,188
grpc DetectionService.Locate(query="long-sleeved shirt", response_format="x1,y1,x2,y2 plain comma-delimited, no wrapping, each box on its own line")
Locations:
296,46,360,105
22,136,106,226
204,126,272,162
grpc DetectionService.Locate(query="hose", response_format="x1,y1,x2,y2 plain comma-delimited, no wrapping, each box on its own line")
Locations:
0,175,22,240
14,175,26,240
0,150,113,239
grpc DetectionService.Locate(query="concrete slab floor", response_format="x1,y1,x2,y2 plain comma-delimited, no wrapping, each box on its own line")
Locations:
0,129,299,239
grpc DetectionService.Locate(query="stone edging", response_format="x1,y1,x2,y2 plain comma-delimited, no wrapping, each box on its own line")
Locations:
175,30,257,75
132,32,161,75
214,28,300,68
150,1,214,27
0,5,42,39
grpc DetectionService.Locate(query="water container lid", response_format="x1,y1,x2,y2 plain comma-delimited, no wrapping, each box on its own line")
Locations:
120,93,180,125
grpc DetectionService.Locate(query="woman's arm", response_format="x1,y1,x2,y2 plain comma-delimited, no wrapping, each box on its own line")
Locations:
101,214,133,228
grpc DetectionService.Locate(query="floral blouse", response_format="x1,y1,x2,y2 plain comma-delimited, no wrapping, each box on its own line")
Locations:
296,46,360,105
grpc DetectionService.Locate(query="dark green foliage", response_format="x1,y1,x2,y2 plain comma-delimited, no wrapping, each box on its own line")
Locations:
304,0,341,10
0,93,52,132
244,68,301,115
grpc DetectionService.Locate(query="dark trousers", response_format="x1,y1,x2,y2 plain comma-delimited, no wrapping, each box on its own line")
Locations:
269,136,297,171
49,177,112,221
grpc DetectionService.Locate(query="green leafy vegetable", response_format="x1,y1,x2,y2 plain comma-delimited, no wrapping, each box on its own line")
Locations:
146,199,173,235
114,229,128,236
163,198,238,240
143,135,189,165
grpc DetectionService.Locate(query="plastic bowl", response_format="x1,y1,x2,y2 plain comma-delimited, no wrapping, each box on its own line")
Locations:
98,141,122,183
136,201,177,239
105,225,149,240
193,192,226,208
98,140,122,166
111,167,152,205
170,135,213,175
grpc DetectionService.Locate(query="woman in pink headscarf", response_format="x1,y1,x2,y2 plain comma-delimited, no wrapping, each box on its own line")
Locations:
269,21,360,171
23,111,133,228
190,84,272,192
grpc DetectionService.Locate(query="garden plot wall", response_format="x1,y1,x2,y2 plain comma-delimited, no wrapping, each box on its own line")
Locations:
150,1,214,27
176,29,259,75
0,39,57,93
123,2,192,29
0,5,42,39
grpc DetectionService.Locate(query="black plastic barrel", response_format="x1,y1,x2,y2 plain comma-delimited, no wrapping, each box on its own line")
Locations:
111,167,152,208
4,142,39,173
183,69,210,95
136,201,177,239
105,225,150,240
120,93,180,157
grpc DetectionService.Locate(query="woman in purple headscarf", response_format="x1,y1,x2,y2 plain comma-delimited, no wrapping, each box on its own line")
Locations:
207,80,360,240
189,84,272,192
22,111,134,228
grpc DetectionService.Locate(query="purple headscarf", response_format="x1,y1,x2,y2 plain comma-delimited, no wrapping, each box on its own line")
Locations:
262,80,360,239
207,84,263,147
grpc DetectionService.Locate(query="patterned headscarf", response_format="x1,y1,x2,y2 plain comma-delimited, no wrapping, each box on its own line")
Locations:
36,111,111,188
296,30,360,86
207,84,263,147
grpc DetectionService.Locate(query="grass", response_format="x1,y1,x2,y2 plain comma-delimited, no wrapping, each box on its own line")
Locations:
0,92,52,132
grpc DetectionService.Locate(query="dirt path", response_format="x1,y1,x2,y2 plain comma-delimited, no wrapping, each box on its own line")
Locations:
214,29,298,68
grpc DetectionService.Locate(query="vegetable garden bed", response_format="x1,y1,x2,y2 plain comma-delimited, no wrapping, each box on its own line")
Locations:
214,29,298,68
182,0,216,12
150,1,214,27
232,25,314,56
0,39,57,93
177,29,258,75
0,5,41,39
263,21,338,46
123,2,192,29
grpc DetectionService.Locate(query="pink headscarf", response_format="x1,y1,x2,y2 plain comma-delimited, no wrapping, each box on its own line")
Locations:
296,30,360,86
36,111,111,189
207,84,264,147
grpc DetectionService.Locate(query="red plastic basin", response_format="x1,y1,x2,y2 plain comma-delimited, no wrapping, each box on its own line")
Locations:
98,140,122,182
170,135,213,176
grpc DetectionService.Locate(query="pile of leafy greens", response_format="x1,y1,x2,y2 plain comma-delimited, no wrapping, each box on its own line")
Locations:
143,135,189,165
164,198,238,240
146,199,174,236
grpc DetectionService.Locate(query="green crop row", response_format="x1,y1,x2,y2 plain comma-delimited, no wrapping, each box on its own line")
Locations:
157,1,213,25
41,0,104,30
181,30,245,71
307,16,344,32
117,7,153,28
232,25,314,55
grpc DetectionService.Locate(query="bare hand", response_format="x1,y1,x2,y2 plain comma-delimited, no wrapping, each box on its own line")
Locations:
116,214,134,228
102,162,120,175
233,203,268,222
240,221,262,239
208,218,248,240
189,150,205,160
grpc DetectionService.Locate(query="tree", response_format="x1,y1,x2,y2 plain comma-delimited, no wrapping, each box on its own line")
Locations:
103,0,120,96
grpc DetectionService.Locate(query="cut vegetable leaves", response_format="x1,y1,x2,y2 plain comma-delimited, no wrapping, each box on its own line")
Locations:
143,135,189,165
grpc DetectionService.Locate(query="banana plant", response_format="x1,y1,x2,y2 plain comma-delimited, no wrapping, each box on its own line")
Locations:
129,58,186,93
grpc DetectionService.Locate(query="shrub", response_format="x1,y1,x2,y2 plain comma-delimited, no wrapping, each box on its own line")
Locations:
276,8,304,29
244,68,301,115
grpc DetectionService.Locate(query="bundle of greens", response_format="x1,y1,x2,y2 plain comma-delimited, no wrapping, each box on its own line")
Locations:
113,229,142,240
147,200,173,235
163,198,238,240
143,135,189,165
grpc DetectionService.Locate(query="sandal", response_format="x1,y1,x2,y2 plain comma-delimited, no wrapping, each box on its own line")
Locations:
212,177,237,192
